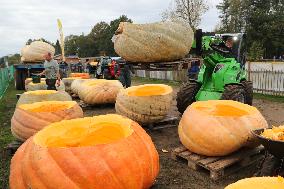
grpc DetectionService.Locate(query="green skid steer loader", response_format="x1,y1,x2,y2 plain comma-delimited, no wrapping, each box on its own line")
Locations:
177,30,253,113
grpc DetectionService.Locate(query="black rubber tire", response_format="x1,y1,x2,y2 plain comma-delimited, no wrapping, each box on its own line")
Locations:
242,80,253,105
176,81,201,114
15,69,24,90
221,84,246,103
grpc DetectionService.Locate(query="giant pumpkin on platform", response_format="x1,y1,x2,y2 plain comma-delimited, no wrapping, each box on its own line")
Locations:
70,78,90,95
10,114,159,189
21,41,55,62
116,84,173,124
114,21,194,62
25,80,65,91
11,101,83,141
79,79,123,104
178,100,268,156
17,90,72,106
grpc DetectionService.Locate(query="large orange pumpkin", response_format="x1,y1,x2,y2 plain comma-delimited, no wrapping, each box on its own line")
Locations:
79,79,123,105
179,100,268,156
62,77,81,93
70,78,91,95
10,114,159,189
11,101,83,141
17,90,72,107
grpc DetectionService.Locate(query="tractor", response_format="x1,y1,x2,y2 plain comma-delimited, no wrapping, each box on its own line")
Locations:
177,30,253,113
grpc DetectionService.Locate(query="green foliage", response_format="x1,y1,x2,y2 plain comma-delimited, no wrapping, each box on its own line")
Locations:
7,54,21,65
25,38,54,46
217,0,284,59
64,15,132,57
248,41,264,60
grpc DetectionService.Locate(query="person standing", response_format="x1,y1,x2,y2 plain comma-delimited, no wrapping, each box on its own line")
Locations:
119,62,134,88
39,52,60,90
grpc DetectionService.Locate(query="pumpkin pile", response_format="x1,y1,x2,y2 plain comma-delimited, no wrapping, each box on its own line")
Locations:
114,21,194,62
225,176,284,189
10,114,159,189
78,79,123,105
261,126,284,141
11,101,83,141
17,90,72,106
178,100,268,156
116,84,173,124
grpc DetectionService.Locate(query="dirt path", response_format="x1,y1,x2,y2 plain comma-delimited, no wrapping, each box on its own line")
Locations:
81,81,284,189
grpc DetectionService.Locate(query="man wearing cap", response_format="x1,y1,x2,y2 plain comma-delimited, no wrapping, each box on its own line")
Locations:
39,52,60,90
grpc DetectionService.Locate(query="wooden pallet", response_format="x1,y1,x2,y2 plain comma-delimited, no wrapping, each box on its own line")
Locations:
171,145,265,180
145,116,179,130
5,140,23,155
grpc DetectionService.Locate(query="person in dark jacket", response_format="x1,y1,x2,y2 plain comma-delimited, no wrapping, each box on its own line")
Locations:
119,62,134,88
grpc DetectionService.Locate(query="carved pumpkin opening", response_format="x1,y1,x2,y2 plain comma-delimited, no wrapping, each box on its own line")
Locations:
24,90,57,95
193,100,256,117
19,101,76,113
34,114,133,147
127,84,172,96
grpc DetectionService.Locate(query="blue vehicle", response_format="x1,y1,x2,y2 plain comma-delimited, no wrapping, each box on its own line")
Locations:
14,61,45,90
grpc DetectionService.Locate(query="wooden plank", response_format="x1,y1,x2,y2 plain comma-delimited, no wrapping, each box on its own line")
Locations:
198,157,221,165
206,146,264,171
179,151,193,159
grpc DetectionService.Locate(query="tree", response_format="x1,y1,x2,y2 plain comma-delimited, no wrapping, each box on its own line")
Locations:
162,0,209,30
247,41,264,60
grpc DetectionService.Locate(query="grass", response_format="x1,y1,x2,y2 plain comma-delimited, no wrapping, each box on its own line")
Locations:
132,77,181,87
0,81,22,188
253,93,284,103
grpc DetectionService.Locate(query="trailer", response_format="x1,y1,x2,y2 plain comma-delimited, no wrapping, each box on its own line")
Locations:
14,61,44,90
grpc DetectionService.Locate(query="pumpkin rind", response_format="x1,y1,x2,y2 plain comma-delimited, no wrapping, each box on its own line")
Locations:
21,41,55,62
17,90,72,107
79,79,123,105
71,79,91,95
10,114,159,189
225,176,284,189
11,101,83,141
114,21,194,62
116,84,173,124
178,100,268,156
25,80,65,91
62,77,81,93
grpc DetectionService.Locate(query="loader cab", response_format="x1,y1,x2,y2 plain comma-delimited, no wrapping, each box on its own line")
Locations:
216,33,247,67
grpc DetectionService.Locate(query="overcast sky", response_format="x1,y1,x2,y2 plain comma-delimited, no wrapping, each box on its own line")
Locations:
0,0,221,57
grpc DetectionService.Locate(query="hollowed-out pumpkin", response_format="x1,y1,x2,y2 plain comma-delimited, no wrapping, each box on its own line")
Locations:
79,79,123,105
25,80,65,91
70,73,90,79
179,100,268,156
225,176,284,189
11,101,83,141
10,114,159,189
114,21,194,62
17,90,72,107
62,77,81,93
116,84,173,124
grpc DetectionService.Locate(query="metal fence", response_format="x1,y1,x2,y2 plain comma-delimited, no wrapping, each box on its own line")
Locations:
0,66,14,99
248,70,284,96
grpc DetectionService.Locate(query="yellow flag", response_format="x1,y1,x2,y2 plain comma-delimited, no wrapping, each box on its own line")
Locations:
57,19,65,61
